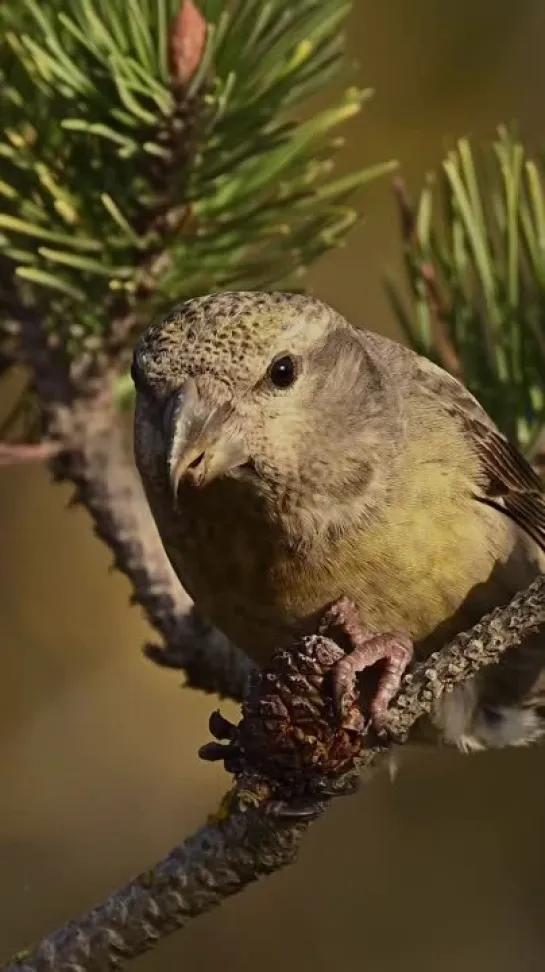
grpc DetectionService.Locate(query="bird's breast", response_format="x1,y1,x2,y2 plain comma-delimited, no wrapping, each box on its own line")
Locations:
151,468,542,667
157,480,302,656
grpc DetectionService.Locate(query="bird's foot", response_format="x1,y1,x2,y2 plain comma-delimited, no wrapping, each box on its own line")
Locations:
262,798,327,821
320,596,413,733
258,772,361,821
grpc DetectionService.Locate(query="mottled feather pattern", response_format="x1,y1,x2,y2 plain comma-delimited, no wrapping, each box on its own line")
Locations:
137,292,332,401
133,292,545,752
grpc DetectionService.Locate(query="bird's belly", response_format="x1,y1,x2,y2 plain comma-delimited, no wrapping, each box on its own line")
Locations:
168,544,296,657
162,509,298,656
165,493,543,665
312,505,543,659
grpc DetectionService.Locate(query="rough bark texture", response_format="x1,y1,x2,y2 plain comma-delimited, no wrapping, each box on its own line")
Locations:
11,305,254,702
3,811,308,972
4,573,545,972
50,408,253,701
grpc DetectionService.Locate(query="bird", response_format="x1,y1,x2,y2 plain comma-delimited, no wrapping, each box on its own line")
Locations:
132,291,545,753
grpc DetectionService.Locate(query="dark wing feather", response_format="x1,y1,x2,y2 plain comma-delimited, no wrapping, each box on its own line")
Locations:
410,352,545,553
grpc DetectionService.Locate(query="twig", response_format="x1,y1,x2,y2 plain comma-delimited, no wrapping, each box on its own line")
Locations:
0,441,61,465
3,572,545,972
418,262,464,380
11,308,252,703
392,176,463,380
3,803,309,972
49,400,253,701
392,175,417,244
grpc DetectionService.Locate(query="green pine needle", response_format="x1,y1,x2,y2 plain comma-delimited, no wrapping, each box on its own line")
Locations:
0,0,393,357
388,127,545,456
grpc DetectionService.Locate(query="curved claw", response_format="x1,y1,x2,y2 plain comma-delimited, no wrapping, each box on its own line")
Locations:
263,798,328,821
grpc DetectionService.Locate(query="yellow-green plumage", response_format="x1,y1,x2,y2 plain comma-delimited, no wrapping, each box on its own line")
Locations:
133,292,545,751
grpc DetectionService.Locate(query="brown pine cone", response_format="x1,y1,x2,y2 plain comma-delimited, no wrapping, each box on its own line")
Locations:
199,632,366,803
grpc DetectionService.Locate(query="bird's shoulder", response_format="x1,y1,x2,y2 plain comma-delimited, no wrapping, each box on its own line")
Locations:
357,329,545,553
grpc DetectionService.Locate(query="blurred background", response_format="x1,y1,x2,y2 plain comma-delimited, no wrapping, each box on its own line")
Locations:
2,2,545,970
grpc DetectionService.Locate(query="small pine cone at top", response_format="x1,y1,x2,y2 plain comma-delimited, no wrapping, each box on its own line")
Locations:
201,634,366,801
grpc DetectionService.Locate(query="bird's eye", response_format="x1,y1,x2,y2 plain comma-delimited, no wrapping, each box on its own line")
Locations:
267,354,300,389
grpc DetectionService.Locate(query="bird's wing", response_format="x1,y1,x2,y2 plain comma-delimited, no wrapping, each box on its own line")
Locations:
410,353,545,553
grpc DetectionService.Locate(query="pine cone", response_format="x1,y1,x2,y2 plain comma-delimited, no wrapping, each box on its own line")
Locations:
200,633,366,802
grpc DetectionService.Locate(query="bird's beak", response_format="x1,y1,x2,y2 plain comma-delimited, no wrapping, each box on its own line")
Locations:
164,378,249,498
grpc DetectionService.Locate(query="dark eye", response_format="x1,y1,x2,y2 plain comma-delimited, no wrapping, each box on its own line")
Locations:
267,354,300,389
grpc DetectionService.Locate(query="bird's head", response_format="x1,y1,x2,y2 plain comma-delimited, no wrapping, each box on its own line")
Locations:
132,292,403,530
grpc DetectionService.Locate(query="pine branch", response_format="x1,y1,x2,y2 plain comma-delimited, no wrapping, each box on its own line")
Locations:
49,402,254,700
4,292,252,702
0,0,395,369
387,128,545,455
4,572,545,972
0,440,60,464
